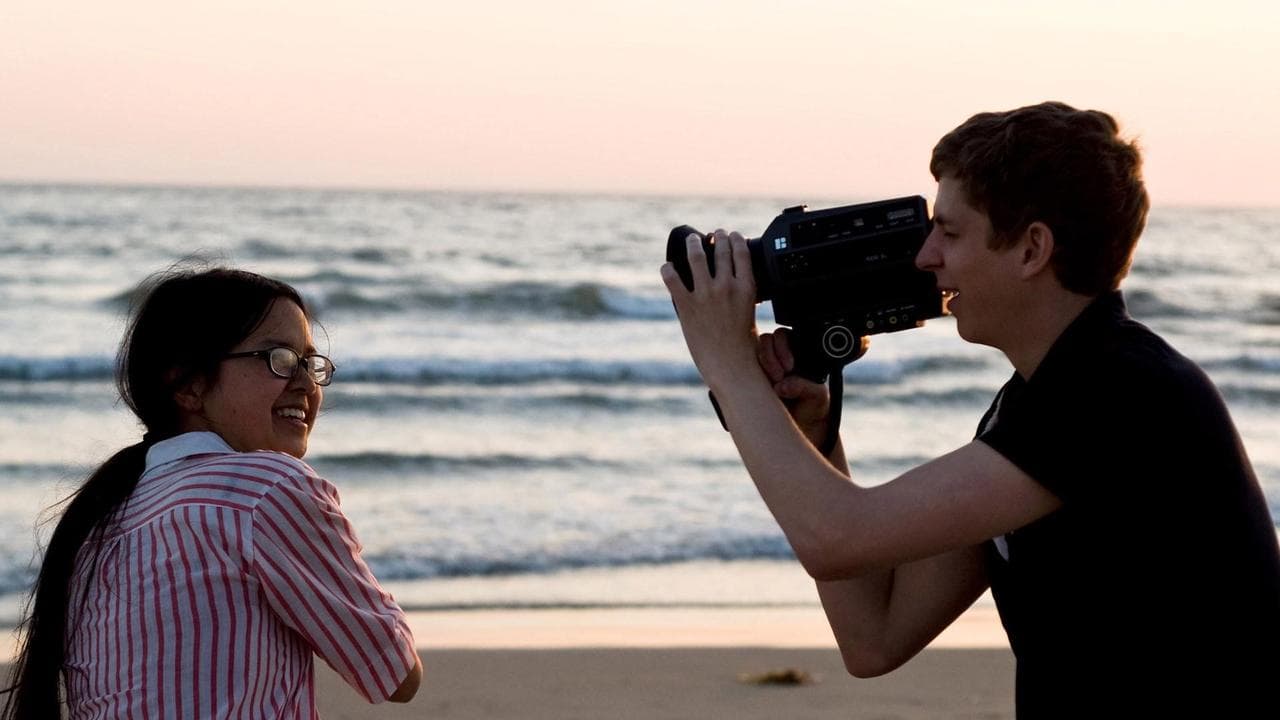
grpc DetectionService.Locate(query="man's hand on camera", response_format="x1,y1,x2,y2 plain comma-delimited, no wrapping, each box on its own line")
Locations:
660,229,762,392
757,328,830,447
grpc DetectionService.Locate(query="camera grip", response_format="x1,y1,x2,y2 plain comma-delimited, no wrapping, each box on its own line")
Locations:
666,225,716,291
788,325,870,383
789,350,834,385
786,327,866,458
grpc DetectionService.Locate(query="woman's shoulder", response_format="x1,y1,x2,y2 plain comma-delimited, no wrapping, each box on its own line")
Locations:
170,448,331,502
218,450,327,489
230,449,320,477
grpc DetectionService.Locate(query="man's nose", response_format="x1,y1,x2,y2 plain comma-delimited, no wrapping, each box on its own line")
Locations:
915,230,941,271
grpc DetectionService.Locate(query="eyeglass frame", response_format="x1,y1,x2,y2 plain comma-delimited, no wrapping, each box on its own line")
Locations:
221,347,337,386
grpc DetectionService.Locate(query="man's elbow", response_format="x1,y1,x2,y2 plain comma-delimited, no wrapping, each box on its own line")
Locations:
801,556,869,583
840,645,903,679
387,656,423,703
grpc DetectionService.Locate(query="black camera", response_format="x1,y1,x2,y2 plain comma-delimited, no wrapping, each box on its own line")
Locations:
667,195,946,382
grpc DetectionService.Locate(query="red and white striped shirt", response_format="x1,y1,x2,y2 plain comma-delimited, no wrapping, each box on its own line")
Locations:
63,432,417,719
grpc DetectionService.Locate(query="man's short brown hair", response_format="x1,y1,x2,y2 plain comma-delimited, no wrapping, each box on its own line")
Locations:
930,101,1150,296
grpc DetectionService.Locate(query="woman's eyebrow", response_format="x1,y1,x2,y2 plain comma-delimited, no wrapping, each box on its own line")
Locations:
260,337,317,353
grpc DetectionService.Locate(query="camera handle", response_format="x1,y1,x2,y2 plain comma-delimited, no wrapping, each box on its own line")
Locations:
706,327,868,457
781,325,869,457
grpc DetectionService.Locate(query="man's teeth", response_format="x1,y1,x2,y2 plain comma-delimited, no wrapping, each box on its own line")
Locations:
276,408,306,420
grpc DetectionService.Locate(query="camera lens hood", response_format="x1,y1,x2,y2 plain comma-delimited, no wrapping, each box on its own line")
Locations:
666,225,714,291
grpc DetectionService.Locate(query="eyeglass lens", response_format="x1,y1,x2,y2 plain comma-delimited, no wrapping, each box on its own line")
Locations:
267,347,333,385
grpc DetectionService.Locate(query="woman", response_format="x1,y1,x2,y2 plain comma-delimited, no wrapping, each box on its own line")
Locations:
2,268,422,718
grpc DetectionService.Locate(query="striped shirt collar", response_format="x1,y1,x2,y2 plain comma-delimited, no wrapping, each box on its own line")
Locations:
144,431,235,473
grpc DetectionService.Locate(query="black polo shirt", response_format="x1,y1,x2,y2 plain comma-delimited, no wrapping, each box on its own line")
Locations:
976,291,1280,717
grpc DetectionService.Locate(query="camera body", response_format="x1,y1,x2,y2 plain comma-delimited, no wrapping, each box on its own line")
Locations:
667,195,945,380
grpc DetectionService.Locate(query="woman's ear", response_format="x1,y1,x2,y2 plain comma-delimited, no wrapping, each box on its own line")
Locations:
173,376,206,414
1017,221,1055,280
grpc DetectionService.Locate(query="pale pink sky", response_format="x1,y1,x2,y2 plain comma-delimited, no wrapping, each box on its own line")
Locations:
2,1,1276,206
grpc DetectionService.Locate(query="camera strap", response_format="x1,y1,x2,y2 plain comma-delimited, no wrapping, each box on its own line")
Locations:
820,371,844,458
706,368,845,457
705,330,863,461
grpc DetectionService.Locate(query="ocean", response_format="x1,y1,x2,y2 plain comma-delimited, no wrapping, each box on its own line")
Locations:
1,183,1278,622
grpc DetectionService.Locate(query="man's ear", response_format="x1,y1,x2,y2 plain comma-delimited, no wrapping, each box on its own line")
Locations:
1017,221,1055,280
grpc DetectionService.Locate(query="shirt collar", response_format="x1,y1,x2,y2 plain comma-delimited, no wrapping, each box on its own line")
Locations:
145,431,236,473
1027,290,1129,384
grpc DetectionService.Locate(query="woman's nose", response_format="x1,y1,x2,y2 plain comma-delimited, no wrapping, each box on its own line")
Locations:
287,362,319,391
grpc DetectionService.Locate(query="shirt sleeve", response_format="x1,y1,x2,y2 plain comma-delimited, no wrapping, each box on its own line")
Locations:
977,360,1137,504
250,469,417,703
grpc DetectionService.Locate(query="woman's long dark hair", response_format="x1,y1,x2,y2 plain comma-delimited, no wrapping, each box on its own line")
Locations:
1,267,306,719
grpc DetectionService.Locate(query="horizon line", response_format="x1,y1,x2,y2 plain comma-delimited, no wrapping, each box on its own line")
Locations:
0,177,1275,212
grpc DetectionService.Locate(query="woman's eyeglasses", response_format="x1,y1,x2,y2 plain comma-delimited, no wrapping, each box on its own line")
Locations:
222,347,336,386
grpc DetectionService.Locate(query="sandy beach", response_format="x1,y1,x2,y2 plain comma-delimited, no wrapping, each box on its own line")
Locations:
5,605,1015,719
327,606,1014,719
315,645,1015,720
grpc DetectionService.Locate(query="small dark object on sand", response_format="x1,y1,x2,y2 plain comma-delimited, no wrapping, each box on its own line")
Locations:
737,668,816,686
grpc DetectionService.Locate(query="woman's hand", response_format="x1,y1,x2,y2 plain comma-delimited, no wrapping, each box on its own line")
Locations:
757,328,831,447
660,230,762,391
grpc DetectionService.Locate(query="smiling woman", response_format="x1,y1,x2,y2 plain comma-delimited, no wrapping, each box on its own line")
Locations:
0,267,421,719
186,300,329,459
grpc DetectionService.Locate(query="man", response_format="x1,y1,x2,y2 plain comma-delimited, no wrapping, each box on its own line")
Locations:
661,102,1279,716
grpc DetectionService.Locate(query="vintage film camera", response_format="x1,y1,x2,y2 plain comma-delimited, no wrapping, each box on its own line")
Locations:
666,195,946,382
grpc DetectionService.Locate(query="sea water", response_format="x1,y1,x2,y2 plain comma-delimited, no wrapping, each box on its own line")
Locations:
1,184,1277,621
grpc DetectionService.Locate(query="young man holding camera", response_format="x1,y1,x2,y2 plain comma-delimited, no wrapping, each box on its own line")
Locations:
661,102,1279,715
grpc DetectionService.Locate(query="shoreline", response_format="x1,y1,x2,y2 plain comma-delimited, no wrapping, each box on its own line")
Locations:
1,604,1007,663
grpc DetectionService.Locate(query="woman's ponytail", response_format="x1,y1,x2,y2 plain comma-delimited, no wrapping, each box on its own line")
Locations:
1,441,150,719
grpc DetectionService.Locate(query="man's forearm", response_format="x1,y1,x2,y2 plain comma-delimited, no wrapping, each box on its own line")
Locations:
709,370,872,578
823,437,850,478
